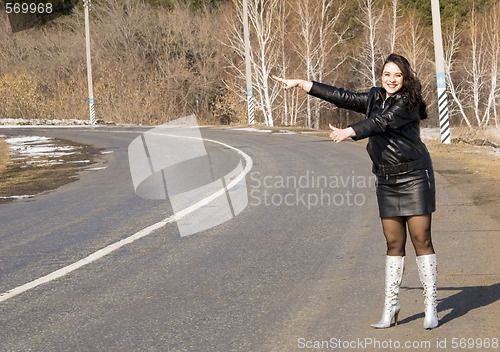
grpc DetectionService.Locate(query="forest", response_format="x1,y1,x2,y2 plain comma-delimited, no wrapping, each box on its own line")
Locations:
0,0,498,129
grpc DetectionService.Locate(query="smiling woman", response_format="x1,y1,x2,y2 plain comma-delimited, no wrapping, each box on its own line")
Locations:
272,53,440,330
381,62,403,97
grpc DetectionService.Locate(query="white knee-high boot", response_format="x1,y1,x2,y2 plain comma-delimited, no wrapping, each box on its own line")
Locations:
416,254,438,329
371,255,405,328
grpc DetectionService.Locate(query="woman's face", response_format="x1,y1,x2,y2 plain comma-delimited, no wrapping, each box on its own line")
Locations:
382,62,403,97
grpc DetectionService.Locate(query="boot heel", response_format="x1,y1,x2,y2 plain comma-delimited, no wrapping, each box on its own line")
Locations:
394,310,400,326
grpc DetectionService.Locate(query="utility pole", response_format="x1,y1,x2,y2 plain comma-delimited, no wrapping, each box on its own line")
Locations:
84,0,96,125
242,0,255,125
431,0,451,144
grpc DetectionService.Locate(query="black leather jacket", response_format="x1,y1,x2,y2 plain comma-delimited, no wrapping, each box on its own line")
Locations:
309,81,432,176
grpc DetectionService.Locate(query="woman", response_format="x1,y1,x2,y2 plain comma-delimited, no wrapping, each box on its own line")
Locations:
273,53,438,330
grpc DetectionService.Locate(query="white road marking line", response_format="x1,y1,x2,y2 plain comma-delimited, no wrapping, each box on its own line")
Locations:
0,137,253,303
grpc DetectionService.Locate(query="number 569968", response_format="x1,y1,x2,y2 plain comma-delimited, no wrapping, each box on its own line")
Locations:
5,2,53,14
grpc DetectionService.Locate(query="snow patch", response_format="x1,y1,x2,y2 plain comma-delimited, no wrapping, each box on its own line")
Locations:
5,136,81,160
84,166,107,171
0,118,92,126
231,127,297,134
0,195,34,200
273,130,297,134
420,128,440,140
232,127,272,133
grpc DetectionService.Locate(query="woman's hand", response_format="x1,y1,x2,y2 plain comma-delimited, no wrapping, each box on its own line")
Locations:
271,75,312,92
329,124,356,144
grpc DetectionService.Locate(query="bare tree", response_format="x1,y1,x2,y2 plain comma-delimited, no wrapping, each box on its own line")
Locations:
484,4,500,128
467,6,488,127
443,17,473,128
248,0,281,126
352,0,383,88
225,0,280,126
277,0,290,125
443,7,499,130
294,0,315,128
460,6,499,128
399,10,433,104
389,0,400,53
294,0,346,128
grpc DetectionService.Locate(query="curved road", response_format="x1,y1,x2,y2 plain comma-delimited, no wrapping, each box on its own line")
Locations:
0,126,498,351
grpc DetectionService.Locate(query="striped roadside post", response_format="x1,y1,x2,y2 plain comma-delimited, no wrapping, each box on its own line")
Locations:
242,0,255,125
436,73,450,143
246,88,255,125
89,98,96,124
431,0,451,144
84,0,97,125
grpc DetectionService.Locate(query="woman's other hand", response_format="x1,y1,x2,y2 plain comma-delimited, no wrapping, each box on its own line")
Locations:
329,124,356,143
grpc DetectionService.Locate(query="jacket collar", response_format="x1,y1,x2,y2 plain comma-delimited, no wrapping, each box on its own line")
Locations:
378,87,403,103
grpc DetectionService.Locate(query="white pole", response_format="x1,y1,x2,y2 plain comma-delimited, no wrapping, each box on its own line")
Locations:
84,0,96,125
242,0,255,125
431,0,451,144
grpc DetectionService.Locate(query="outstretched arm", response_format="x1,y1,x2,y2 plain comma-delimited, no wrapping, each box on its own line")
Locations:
272,75,357,143
274,76,371,115
272,75,313,92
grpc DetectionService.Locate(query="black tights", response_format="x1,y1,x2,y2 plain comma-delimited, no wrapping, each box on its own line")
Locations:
381,214,435,257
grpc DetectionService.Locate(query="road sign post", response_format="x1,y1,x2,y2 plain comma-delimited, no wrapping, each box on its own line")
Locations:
84,0,96,125
431,0,451,144
242,0,255,125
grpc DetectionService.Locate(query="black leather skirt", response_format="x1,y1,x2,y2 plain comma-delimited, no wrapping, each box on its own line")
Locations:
376,166,436,218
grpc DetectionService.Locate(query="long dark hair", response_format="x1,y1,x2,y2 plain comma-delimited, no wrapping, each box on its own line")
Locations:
382,53,427,119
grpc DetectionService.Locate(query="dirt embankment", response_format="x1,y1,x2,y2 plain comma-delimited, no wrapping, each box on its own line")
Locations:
424,134,500,224
0,139,10,175
0,136,102,204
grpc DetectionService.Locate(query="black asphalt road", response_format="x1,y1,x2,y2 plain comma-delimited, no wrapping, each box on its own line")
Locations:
0,126,499,352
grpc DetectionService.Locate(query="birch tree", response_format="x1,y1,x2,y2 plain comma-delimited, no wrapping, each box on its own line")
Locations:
462,6,500,128
467,6,487,127
273,0,303,126
294,0,346,128
443,17,473,128
248,0,281,126
399,10,432,103
294,0,314,128
484,4,500,128
352,0,383,88
389,0,400,53
225,0,280,126
278,0,289,125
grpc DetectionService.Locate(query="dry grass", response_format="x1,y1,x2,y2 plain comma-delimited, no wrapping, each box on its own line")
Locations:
0,1,232,125
424,130,500,223
0,138,11,175
426,138,500,182
450,126,500,145
423,127,500,182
